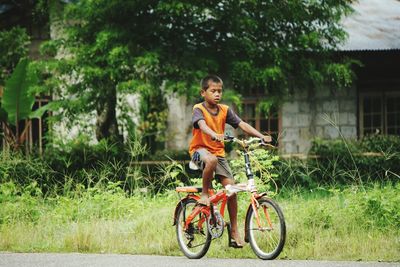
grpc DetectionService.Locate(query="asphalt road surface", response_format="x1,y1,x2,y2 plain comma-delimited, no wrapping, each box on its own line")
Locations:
0,253,399,267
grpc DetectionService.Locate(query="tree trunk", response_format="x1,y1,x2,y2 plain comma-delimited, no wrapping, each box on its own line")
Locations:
95,87,122,143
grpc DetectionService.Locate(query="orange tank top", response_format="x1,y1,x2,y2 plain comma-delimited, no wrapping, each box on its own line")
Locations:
189,103,229,157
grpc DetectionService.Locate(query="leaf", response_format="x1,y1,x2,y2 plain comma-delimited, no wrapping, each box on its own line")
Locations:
170,171,180,179
29,101,60,119
2,58,38,125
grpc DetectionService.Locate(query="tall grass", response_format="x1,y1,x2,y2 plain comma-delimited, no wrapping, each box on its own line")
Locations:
0,177,399,261
0,136,399,261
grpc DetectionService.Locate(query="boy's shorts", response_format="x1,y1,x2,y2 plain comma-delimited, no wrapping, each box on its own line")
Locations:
191,148,234,181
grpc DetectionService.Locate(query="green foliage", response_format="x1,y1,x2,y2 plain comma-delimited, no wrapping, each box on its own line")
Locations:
2,59,38,125
325,61,356,89
137,89,169,150
358,134,400,153
144,149,189,161
0,151,56,194
43,136,128,173
221,89,243,113
276,135,400,188
0,27,30,85
43,0,354,150
358,184,400,229
0,136,187,196
0,182,399,260
230,148,280,194
0,58,49,149
310,135,400,183
303,205,333,229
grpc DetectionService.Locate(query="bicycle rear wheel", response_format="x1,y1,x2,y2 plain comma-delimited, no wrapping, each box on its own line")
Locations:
246,198,286,260
175,198,211,259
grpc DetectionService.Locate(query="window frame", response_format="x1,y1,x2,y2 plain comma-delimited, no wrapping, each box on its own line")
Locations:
238,98,281,145
359,90,400,137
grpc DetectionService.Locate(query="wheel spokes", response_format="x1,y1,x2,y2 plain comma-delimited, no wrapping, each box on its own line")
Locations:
250,201,282,255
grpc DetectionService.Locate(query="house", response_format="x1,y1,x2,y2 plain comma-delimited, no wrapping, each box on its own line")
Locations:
279,0,400,155
165,0,400,156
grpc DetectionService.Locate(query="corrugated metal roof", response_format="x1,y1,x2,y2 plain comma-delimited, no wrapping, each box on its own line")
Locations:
339,0,400,51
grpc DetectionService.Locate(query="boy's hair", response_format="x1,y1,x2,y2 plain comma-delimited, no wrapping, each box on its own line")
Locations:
201,75,223,90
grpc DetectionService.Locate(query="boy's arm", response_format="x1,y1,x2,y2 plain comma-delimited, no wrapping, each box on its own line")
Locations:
198,120,224,141
238,121,272,143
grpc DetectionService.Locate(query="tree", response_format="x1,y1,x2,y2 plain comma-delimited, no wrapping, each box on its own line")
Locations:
0,27,30,86
48,0,354,148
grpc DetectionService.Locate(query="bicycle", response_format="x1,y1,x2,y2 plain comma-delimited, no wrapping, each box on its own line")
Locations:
173,135,286,259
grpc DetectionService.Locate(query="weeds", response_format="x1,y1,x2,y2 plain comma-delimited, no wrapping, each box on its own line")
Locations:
0,136,399,260
0,181,399,261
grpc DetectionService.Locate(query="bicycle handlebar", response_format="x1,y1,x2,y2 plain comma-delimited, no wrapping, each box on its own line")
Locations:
212,134,274,149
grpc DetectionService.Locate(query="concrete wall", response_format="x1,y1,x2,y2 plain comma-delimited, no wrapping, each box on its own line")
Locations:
165,87,358,155
280,87,357,155
165,94,193,150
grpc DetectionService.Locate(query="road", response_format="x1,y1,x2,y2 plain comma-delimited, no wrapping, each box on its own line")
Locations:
0,253,398,267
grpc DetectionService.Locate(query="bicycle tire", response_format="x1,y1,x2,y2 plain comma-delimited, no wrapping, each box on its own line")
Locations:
175,198,211,259
245,197,286,260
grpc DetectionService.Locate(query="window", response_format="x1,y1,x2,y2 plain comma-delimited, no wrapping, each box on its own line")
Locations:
359,92,400,136
239,99,280,145
386,93,400,135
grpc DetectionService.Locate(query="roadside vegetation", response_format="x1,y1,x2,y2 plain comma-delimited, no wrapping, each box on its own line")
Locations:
0,136,399,261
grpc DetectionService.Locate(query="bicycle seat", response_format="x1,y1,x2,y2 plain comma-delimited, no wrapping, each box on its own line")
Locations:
176,186,203,193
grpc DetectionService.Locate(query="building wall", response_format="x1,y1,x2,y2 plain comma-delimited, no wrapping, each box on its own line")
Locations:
281,87,357,155
165,94,193,151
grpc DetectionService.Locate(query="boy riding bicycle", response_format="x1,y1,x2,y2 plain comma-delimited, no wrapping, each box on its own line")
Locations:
189,74,271,248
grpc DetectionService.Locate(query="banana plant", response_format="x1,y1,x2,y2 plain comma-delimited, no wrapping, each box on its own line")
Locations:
0,58,47,149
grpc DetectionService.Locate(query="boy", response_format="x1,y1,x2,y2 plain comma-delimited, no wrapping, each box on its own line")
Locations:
189,74,271,248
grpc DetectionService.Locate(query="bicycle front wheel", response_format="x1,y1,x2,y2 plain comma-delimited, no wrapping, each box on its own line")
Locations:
175,198,211,259
246,198,286,260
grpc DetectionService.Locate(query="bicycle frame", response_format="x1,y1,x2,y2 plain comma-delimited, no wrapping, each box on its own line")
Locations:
183,190,227,231
173,188,227,226
173,186,272,242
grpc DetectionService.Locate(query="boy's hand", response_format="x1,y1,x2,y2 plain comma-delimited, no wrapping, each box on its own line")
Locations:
212,134,225,142
262,135,272,143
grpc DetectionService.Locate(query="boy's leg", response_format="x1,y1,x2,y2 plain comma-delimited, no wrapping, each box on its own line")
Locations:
220,176,244,246
195,149,217,206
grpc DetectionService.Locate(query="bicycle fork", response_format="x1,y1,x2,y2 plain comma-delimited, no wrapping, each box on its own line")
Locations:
243,150,274,241
251,194,274,231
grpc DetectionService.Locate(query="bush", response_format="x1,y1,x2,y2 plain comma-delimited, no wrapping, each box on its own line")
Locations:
310,135,400,183
0,136,188,196
0,27,30,84
359,183,400,229
229,148,280,194
275,135,400,188
143,149,190,161
43,138,129,172
0,152,55,194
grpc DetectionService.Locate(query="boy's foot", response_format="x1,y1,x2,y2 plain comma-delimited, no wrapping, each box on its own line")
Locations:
197,194,210,206
227,222,245,248
229,233,245,248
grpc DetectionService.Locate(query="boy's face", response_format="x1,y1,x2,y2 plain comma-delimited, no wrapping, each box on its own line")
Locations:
201,81,223,105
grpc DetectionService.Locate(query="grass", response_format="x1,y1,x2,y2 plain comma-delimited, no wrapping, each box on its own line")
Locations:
0,135,399,261
0,181,399,261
